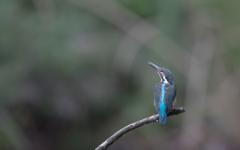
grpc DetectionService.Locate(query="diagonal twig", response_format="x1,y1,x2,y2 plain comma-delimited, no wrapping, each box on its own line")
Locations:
95,107,185,150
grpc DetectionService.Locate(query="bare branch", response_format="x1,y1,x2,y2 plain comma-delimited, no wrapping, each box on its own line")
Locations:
95,107,185,150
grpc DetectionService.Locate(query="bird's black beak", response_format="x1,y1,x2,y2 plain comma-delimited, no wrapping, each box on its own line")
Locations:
148,62,164,81
148,62,161,72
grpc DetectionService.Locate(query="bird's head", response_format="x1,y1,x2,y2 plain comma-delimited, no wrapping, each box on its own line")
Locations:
148,62,173,84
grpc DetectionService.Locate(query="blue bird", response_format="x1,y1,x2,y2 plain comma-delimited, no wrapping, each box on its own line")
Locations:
148,62,177,124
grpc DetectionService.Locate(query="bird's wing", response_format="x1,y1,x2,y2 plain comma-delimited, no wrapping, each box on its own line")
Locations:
166,82,177,112
153,83,163,112
154,82,176,113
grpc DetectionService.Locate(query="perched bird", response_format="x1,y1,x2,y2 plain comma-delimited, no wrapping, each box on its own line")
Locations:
148,62,177,124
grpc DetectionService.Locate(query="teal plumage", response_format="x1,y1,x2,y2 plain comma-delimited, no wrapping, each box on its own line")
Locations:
149,62,177,125
154,82,176,124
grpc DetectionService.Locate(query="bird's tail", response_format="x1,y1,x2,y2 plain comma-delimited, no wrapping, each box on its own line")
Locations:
159,111,167,125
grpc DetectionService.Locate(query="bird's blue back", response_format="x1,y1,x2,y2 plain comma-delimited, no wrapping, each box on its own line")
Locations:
154,82,176,124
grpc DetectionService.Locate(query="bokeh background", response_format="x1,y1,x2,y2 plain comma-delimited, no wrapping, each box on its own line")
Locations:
1,0,240,150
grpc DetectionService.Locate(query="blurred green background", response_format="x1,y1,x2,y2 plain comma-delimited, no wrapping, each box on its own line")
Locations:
1,0,240,150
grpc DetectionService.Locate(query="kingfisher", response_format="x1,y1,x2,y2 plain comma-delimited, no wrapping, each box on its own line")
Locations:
148,62,177,124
